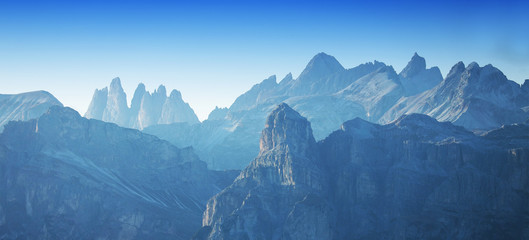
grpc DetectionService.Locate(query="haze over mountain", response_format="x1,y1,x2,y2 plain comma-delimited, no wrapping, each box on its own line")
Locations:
0,51,528,239
0,91,62,130
381,62,529,129
0,106,237,239
196,104,529,239
85,77,199,130
143,52,529,170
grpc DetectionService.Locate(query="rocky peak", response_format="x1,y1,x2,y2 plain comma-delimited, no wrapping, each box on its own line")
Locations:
207,106,228,120
398,53,443,96
130,83,146,113
109,77,124,93
399,52,426,78
297,52,344,81
84,88,108,119
522,80,529,92
154,85,167,97
448,61,466,78
86,78,200,129
262,75,277,86
376,65,399,79
169,89,182,100
102,77,129,126
279,72,293,85
260,103,315,155
132,83,146,99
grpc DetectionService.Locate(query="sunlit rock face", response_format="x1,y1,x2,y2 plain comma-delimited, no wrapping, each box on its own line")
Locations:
85,78,199,130
197,104,529,240
0,106,237,240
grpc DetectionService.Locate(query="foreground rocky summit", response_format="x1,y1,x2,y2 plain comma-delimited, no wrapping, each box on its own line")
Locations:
197,103,529,239
0,106,237,239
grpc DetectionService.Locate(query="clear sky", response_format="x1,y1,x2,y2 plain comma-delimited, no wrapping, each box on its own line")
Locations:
1,0,528,120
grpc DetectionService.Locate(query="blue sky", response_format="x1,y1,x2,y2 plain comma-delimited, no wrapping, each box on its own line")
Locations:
1,0,528,120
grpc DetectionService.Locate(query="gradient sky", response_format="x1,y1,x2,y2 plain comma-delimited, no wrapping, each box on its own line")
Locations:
1,0,528,120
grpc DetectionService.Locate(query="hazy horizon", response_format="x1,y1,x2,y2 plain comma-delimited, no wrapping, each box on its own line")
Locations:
1,0,528,120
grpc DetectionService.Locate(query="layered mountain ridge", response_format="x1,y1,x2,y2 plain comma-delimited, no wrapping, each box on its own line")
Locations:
0,106,237,239
144,52,529,170
197,104,529,239
0,91,63,130
85,78,199,130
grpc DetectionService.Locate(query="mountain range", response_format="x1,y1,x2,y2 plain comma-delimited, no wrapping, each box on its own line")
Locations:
0,106,237,239
85,77,199,130
196,103,529,239
139,53,528,170
1,52,528,239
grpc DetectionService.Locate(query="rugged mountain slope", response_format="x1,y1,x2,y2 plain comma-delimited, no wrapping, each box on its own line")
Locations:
0,106,237,239
144,53,528,170
146,53,396,170
0,91,62,130
197,104,331,239
85,78,199,130
197,104,529,239
399,53,443,96
382,62,529,129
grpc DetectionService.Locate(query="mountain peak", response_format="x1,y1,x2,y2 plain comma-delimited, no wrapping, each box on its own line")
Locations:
262,75,277,86
260,103,315,153
281,72,293,82
467,62,480,70
135,83,146,93
522,79,529,92
156,85,167,97
399,52,426,78
169,89,182,100
109,77,123,91
297,52,344,81
447,61,466,79
268,103,304,122
207,106,228,120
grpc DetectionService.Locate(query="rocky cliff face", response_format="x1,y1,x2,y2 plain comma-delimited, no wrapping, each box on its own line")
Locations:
0,91,63,130
197,104,529,239
85,78,199,130
198,104,331,239
0,106,237,239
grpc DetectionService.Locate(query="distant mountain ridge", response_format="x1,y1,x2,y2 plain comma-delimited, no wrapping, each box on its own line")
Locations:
0,91,63,130
381,61,528,129
85,77,199,130
145,52,529,170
